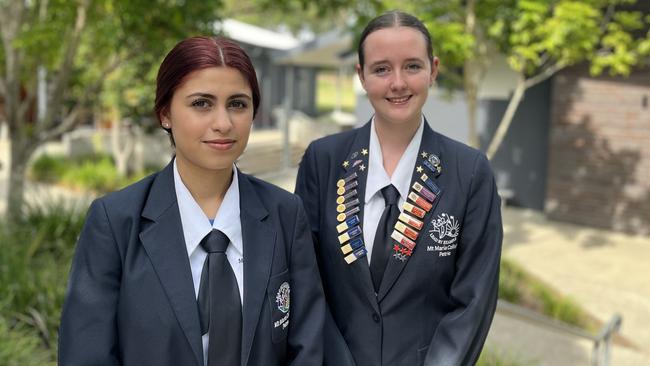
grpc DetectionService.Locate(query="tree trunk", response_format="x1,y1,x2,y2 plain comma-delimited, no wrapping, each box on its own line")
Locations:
111,117,135,178
6,134,35,219
486,75,526,160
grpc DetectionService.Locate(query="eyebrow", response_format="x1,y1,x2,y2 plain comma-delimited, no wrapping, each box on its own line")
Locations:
185,92,252,100
368,58,426,68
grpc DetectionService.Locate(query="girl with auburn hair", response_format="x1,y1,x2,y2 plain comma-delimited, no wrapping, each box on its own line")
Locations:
60,36,325,366
296,11,502,366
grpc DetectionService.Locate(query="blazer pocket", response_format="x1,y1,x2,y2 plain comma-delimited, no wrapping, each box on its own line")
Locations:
267,269,291,343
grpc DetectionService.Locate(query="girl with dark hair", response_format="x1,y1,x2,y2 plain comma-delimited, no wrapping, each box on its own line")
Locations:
296,11,502,366
59,36,325,366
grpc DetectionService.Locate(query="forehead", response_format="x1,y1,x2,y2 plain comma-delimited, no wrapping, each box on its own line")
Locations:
176,66,251,94
363,26,429,64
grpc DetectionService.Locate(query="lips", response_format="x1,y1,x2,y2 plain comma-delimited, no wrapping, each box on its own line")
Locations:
203,138,236,151
386,95,412,104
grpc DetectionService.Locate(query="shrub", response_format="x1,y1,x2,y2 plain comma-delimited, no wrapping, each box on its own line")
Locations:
29,155,67,183
0,201,86,363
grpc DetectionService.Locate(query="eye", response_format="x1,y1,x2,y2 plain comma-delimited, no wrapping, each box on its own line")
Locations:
228,99,249,110
372,65,390,75
406,63,423,72
191,98,212,109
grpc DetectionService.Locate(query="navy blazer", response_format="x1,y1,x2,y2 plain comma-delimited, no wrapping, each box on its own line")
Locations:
295,121,502,366
59,162,325,366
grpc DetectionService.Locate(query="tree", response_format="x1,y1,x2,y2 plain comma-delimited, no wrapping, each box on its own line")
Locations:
484,0,650,159
301,0,650,159
0,0,222,219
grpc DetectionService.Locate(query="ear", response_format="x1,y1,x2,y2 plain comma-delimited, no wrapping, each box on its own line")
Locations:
160,110,171,129
356,63,366,89
429,57,440,86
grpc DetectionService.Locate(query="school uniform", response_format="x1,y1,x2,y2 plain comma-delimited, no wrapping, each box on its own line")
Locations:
295,118,502,366
59,160,325,366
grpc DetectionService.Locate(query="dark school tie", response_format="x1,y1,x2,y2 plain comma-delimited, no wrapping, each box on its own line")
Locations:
197,229,242,366
369,184,400,292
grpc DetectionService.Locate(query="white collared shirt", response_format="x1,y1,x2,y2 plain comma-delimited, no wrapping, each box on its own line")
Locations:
363,117,424,263
173,159,244,366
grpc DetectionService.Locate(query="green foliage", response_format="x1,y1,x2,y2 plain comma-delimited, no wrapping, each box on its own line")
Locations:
499,258,597,331
477,347,532,366
29,153,159,193
28,155,68,183
61,155,120,192
0,318,53,366
0,202,86,363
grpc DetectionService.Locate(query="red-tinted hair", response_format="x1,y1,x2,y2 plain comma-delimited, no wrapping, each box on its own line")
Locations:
154,36,261,131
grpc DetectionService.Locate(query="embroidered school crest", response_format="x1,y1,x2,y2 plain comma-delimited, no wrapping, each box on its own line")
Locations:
429,213,459,245
275,282,290,314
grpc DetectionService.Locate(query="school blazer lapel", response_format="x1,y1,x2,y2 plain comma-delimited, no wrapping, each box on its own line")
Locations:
334,122,380,313
139,162,203,366
238,170,276,366
377,121,445,302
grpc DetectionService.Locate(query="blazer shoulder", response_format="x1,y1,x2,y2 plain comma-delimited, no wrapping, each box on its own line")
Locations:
93,172,158,216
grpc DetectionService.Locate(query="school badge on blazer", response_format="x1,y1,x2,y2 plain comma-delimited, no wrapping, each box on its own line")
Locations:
268,270,290,342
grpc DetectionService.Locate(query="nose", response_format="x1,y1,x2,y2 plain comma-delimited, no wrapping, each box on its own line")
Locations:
390,70,407,91
210,105,233,133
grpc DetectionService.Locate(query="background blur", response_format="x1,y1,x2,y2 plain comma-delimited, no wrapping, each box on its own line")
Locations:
1,0,648,365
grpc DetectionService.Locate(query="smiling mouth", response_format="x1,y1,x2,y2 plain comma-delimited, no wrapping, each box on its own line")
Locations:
386,95,412,104
203,139,236,150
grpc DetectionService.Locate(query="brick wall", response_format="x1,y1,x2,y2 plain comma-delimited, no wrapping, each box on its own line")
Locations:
545,66,650,235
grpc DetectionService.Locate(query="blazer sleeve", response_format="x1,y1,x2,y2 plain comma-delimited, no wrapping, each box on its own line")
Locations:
295,144,357,366
286,196,326,365
424,153,503,366
58,199,122,366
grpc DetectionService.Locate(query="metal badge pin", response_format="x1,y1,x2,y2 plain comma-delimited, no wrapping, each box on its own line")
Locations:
395,221,419,241
336,205,360,222
391,230,416,250
344,247,367,264
337,180,359,196
338,225,362,244
398,212,424,230
337,172,358,188
336,215,360,233
412,182,437,203
403,202,426,219
408,192,433,212
420,174,441,195
340,237,364,255
336,189,358,204
336,198,360,213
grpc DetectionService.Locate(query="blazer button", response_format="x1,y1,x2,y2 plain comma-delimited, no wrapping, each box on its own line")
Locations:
372,313,380,323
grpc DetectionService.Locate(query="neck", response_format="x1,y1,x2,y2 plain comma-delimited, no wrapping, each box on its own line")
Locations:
176,157,232,218
374,116,421,177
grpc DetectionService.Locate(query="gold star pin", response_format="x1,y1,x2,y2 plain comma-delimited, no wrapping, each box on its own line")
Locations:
342,160,349,168
416,166,423,173
421,151,428,158
359,164,366,171
361,148,368,156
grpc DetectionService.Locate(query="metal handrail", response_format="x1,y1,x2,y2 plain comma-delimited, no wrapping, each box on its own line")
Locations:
496,300,623,366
